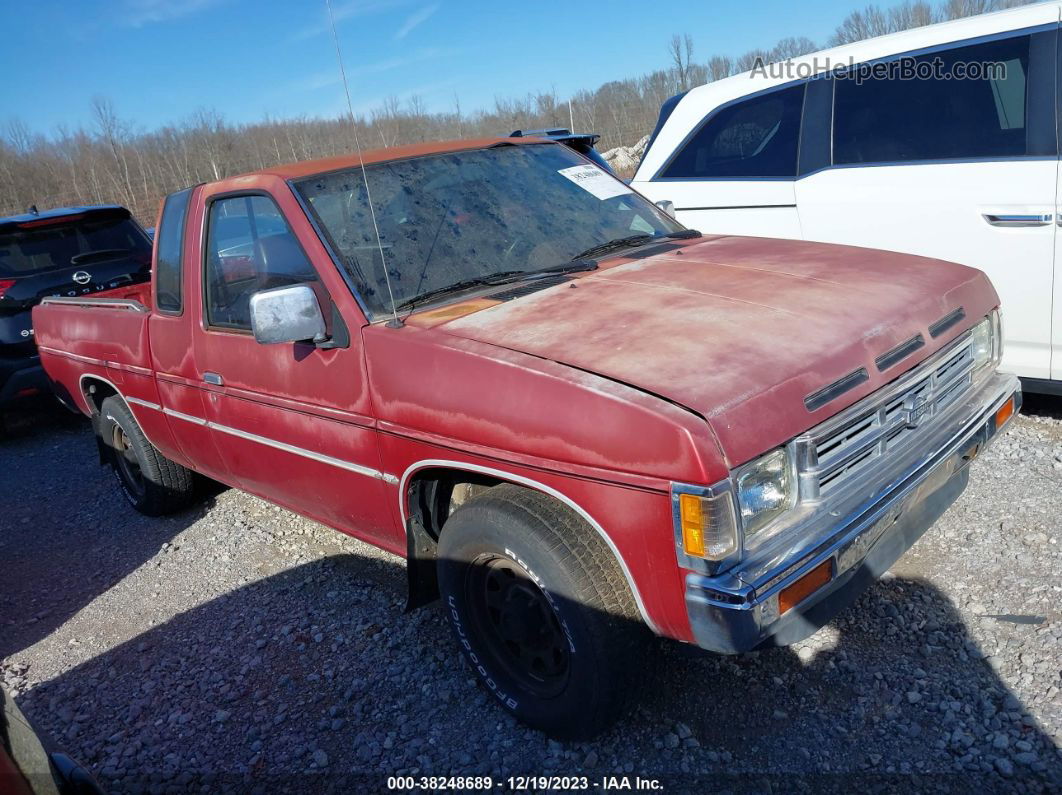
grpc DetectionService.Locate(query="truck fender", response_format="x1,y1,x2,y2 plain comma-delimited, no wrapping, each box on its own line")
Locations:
398,460,660,636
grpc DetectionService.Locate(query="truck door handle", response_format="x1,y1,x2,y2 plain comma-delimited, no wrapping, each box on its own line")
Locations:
203,372,224,386
982,213,1053,227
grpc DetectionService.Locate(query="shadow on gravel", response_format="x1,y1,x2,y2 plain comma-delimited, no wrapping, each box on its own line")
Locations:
0,398,83,441
1021,392,1062,421
0,403,215,660
14,546,1061,794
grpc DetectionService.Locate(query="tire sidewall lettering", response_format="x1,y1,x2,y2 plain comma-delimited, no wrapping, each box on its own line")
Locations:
446,594,518,709
503,547,577,655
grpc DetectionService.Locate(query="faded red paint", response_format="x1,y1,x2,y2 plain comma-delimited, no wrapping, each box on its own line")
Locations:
437,235,997,467
31,140,1000,643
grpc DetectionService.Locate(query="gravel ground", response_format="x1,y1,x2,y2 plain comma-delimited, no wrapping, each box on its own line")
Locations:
1,397,1060,793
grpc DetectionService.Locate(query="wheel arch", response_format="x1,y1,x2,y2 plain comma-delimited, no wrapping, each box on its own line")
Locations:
399,459,659,635
78,373,120,415
77,374,168,466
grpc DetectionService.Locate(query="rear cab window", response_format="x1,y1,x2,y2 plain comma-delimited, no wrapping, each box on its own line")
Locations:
155,188,193,313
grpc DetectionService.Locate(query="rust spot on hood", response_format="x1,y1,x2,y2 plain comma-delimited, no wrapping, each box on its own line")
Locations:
405,298,503,328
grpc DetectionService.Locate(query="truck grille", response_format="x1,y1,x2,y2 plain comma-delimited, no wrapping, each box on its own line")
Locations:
801,337,975,498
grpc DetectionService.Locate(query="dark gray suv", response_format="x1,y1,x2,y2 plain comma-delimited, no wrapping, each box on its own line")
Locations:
0,205,152,410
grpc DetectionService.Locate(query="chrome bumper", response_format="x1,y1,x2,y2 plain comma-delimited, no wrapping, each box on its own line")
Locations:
685,371,1020,654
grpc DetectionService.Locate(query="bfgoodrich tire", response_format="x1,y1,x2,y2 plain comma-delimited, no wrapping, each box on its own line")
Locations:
437,483,647,739
98,395,196,516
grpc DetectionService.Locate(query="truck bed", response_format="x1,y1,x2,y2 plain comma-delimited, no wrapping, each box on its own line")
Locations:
32,282,160,417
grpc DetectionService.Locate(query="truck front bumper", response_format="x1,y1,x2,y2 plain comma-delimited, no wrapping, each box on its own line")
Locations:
685,371,1020,654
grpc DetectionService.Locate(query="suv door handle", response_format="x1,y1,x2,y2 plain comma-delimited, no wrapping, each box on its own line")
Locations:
203,372,224,386
982,213,1053,227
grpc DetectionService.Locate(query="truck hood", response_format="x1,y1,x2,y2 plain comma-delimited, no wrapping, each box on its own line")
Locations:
428,235,998,467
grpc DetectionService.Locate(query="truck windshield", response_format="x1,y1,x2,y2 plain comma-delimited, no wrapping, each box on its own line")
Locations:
293,143,685,317
0,213,151,277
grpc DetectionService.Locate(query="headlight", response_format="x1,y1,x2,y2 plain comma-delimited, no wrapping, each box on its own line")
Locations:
970,310,1001,372
734,448,795,538
672,449,795,570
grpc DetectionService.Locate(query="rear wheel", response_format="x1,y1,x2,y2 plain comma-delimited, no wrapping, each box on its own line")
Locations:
437,484,647,739
99,395,196,516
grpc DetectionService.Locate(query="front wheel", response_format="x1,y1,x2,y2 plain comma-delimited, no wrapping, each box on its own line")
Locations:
98,395,197,516
437,484,647,739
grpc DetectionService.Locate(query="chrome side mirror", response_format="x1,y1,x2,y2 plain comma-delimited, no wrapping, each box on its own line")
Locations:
655,199,677,218
249,284,326,345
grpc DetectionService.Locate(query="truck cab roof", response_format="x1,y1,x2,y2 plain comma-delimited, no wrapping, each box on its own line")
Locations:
248,137,550,182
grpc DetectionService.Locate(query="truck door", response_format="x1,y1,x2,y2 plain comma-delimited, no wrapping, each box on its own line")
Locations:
190,183,397,548
795,19,1059,381
148,186,231,481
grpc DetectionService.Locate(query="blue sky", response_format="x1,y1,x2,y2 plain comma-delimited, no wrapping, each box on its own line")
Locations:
3,0,868,136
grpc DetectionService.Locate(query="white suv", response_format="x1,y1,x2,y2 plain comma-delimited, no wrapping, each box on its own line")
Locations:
633,2,1062,391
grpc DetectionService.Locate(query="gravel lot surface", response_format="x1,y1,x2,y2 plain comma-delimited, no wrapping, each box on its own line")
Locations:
1,398,1060,793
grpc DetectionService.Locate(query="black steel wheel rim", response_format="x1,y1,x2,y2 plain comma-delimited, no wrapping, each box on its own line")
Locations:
112,424,145,499
464,554,571,698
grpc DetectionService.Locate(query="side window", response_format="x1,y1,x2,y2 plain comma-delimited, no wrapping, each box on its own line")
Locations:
204,195,318,331
833,35,1031,165
155,188,192,313
659,84,805,179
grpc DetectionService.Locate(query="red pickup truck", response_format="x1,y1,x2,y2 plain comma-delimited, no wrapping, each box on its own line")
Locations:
34,138,1019,738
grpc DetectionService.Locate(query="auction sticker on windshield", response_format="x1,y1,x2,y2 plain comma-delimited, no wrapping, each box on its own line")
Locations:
558,164,633,200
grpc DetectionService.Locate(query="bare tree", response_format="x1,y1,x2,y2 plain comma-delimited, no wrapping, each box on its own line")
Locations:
2,0,1039,223
669,34,695,91
707,55,735,82
771,37,819,61
937,0,995,19
90,96,134,207
888,0,935,29
829,5,891,45
4,119,33,155
736,48,772,72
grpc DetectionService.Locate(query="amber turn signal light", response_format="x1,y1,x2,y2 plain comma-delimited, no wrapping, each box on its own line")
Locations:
994,396,1015,429
779,559,833,615
679,493,706,557
679,492,705,556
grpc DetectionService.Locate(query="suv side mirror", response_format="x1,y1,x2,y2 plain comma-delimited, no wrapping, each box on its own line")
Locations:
655,199,677,218
249,284,326,345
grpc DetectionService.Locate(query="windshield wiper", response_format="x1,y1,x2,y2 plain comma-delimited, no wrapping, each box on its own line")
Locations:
393,271,526,312
394,261,598,313
496,260,598,281
70,248,131,264
570,229,701,262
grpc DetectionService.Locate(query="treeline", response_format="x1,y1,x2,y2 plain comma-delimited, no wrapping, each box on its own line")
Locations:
0,0,1032,224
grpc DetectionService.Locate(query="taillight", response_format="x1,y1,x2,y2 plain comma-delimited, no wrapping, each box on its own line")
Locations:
16,214,86,228
0,279,14,299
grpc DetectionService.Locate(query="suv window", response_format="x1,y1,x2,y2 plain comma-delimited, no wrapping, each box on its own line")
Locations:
833,35,1031,164
155,188,192,313
0,211,151,277
204,195,318,330
658,84,805,179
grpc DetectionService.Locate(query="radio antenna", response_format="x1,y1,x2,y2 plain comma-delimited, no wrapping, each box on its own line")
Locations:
325,0,401,328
